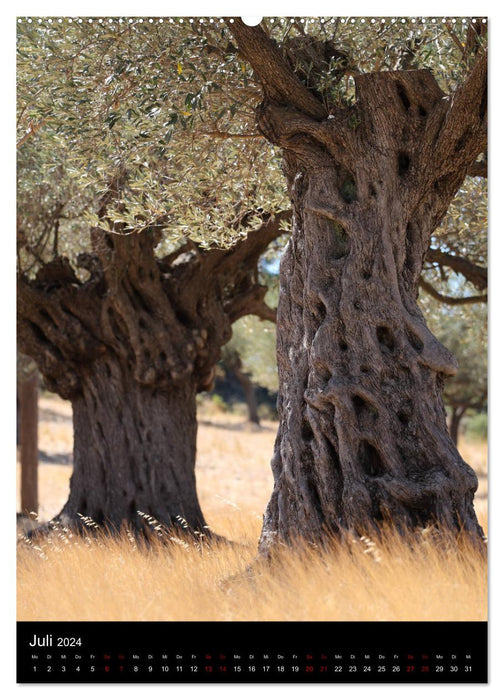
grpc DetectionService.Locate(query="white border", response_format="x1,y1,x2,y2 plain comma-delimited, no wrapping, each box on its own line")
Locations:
3,3,501,699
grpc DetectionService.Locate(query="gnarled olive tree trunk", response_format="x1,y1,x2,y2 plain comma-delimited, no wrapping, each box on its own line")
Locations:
228,19,487,551
17,214,285,533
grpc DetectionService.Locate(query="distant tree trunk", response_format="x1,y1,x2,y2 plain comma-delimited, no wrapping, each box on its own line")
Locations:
228,19,486,550
235,366,260,424
449,406,468,446
19,370,38,517
226,352,261,425
17,214,286,533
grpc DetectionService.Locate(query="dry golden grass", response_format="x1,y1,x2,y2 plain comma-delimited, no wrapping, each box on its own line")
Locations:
16,395,488,622
17,516,487,622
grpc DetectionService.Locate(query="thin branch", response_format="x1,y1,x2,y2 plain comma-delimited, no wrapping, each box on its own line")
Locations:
425,248,487,290
16,119,45,149
252,300,277,323
419,277,487,306
445,22,466,57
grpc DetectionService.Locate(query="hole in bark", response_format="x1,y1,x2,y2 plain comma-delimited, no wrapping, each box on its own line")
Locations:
360,365,370,374
358,440,385,477
395,81,411,111
301,417,314,442
340,177,357,203
329,222,349,260
418,105,427,117
456,129,471,151
159,351,167,363
353,300,362,310
128,500,137,521
149,271,155,281
176,308,193,326
339,340,348,351
376,326,395,352
352,394,379,428
362,270,372,279
316,364,331,382
352,394,367,417
406,327,424,352
397,411,410,425
305,476,323,516
130,287,151,314
352,394,368,416
398,151,410,176
479,86,487,122
38,308,57,327
369,183,377,198
28,322,61,357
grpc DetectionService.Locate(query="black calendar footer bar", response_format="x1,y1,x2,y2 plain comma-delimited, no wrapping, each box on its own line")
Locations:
17,621,487,683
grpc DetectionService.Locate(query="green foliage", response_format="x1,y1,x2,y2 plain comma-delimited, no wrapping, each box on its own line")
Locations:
210,393,228,413
465,412,487,441
424,176,487,299
421,298,487,416
223,315,278,392
16,17,287,270
17,16,486,276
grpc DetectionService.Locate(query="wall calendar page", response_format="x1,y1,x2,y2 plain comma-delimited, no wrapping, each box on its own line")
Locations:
16,10,488,686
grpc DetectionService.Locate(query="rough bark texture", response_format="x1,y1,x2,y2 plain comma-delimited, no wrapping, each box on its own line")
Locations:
19,371,38,516
17,213,286,532
228,19,487,550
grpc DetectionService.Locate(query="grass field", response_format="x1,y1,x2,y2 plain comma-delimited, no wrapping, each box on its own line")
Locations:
16,394,488,622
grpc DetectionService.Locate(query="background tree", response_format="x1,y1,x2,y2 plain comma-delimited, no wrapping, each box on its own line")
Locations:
220,311,278,424
17,19,287,533
17,354,39,518
423,302,487,446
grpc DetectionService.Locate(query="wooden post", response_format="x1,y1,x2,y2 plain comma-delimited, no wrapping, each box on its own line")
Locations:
19,371,38,517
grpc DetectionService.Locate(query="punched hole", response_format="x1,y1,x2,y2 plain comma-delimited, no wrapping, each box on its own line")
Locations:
241,17,263,26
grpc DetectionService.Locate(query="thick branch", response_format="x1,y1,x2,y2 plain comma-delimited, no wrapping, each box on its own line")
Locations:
202,210,289,323
436,50,487,172
419,277,487,306
225,18,328,121
425,248,487,290
202,209,291,278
